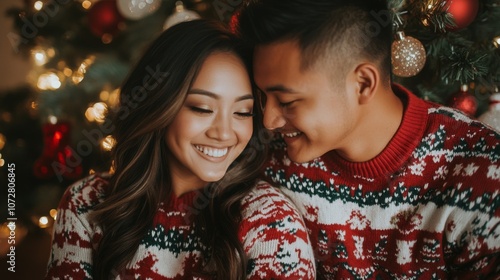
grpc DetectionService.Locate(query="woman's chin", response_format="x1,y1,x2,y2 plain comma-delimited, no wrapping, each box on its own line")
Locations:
199,172,226,183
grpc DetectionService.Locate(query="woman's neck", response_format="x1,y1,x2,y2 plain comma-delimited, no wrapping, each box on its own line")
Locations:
170,175,206,197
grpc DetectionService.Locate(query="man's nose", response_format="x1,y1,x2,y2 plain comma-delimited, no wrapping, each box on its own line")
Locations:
263,101,286,130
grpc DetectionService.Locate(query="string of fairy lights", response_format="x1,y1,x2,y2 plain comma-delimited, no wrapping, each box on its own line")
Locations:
1,0,201,168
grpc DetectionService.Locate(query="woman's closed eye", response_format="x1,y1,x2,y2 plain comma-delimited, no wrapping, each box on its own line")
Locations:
189,106,253,118
234,111,254,118
189,106,213,114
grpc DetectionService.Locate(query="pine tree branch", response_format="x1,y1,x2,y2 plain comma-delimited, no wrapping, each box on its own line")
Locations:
441,47,490,84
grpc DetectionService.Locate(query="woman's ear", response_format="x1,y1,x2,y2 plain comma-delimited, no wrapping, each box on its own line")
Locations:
353,63,379,104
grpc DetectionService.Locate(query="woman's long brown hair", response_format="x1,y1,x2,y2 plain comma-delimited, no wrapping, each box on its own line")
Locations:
89,20,268,279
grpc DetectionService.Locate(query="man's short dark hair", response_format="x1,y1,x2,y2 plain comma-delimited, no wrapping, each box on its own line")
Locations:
235,0,393,80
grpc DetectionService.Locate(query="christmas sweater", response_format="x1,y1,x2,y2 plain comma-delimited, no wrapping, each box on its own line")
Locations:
45,174,316,279
262,84,500,279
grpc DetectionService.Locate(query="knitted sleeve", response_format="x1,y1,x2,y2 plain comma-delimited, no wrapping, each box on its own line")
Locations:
238,181,316,280
45,175,107,280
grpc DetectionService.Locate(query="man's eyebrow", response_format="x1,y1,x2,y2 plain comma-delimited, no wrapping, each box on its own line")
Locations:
261,85,298,93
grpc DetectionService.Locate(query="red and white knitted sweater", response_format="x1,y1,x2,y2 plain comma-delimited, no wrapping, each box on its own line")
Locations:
262,84,500,279
45,174,315,279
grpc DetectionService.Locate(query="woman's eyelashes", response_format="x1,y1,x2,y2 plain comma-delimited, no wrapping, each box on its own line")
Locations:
234,111,254,118
189,106,213,114
188,106,253,118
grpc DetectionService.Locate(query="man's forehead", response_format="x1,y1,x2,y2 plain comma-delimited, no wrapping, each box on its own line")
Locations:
254,41,303,72
254,39,332,75
254,39,300,55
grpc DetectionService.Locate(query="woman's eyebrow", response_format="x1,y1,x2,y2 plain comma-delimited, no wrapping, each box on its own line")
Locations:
189,89,253,102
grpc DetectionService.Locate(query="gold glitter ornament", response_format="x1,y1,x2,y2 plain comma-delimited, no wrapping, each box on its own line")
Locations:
391,31,426,77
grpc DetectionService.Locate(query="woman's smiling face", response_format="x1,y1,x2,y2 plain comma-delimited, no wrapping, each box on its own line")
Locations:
166,51,254,191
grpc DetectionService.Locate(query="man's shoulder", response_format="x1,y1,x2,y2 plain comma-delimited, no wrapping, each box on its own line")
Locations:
425,104,500,143
242,181,289,206
240,181,302,220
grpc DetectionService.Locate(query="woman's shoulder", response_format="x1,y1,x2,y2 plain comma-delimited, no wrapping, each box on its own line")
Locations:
57,173,110,213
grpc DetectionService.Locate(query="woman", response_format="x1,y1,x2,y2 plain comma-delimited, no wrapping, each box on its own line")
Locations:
45,20,315,279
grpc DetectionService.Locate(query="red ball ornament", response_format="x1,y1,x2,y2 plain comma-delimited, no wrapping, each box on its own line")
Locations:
34,122,83,181
88,0,124,37
448,85,477,117
446,0,479,30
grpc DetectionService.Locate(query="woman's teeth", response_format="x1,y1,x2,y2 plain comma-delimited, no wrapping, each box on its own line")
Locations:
282,132,302,138
195,145,228,158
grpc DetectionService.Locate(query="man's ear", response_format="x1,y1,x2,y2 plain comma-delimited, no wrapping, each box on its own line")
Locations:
353,63,379,104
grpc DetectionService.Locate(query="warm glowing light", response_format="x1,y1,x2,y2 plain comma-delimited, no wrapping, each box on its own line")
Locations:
101,34,113,44
32,48,48,66
0,159,4,167
0,134,5,150
72,72,84,84
108,88,120,107
85,102,108,123
109,161,115,174
0,222,11,236
37,72,61,90
89,169,96,174
49,115,58,124
34,52,46,64
82,0,92,9
101,135,116,151
39,216,49,228
93,102,108,123
72,56,95,84
85,106,95,122
47,48,56,58
63,68,73,77
34,1,43,10
49,209,58,220
493,36,500,48
99,90,110,101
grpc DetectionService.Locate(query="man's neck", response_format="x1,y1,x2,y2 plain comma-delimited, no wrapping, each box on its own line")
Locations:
336,87,404,162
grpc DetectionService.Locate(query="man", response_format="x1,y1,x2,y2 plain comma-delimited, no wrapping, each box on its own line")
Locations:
234,0,500,278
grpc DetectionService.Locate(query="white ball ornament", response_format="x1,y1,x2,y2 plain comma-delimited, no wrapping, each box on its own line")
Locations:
117,0,162,20
163,1,200,30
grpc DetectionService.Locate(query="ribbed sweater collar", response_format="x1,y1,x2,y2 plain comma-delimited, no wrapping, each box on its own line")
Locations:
167,189,200,211
324,84,429,179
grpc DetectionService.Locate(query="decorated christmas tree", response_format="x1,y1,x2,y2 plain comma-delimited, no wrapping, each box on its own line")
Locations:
0,0,499,241
389,0,500,119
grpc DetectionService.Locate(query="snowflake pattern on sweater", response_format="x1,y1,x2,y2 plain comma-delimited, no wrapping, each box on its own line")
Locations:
45,175,315,279
263,84,500,280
